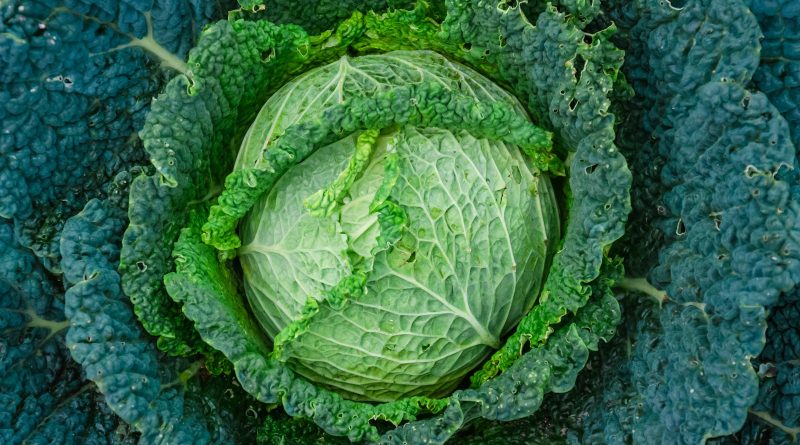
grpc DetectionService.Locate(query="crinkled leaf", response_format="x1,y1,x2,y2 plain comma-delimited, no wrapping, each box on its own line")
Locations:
60,181,265,443
542,1,800,443
0,0,225,270
0,219,137,444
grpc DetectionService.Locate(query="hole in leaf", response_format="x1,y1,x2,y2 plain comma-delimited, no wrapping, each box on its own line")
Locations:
585,163,598,174
519,339,532,355
369,419,397,432
676,219,686,236
574,55,586,78
260,48,275,61
498,0,517,9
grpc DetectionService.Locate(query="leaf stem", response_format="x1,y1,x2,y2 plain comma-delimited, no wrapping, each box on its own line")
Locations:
616,277,668,306
749,410,800,442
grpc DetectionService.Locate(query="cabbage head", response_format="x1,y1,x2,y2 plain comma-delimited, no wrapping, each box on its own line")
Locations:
236,51,560,401
112,3,633,442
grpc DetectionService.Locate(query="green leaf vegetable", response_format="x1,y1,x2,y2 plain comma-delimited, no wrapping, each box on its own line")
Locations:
1,0,797,444
225,51,560,401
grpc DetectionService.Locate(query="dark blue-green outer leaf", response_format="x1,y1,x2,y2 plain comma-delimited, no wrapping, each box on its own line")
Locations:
0,219,138,445
516,1,800,444
0,0,228,271
60,177,268,444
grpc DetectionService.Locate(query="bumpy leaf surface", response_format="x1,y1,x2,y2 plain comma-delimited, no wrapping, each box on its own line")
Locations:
0,219,137,445
530,1,800,443
0,0,224,270
1,2,230,442
119,17,315,357
735,0,800,441
61,176,266,443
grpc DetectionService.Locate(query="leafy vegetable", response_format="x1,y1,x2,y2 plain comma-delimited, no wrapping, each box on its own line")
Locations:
227,51,560,402
2,0,798,444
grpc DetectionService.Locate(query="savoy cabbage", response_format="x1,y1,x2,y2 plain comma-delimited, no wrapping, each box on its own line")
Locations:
1,0,798,444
